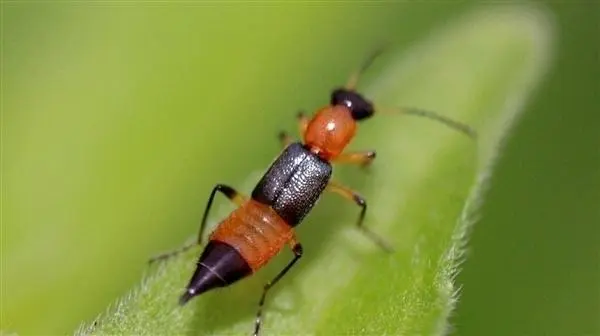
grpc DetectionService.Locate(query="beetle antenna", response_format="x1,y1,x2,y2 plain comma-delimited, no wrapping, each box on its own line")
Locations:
345,46,476,139
346,44,388,90
378,106,477,139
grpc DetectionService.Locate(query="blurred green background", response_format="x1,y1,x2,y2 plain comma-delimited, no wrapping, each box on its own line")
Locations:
2,1,598,335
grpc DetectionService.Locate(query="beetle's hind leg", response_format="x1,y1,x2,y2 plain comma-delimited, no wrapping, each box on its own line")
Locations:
254,239,303,336
148,184,247,264
326,180,393,253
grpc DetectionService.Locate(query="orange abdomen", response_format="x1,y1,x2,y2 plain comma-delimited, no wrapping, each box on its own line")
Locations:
210,200,294,272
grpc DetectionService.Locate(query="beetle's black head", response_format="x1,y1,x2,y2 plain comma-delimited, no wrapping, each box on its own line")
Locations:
330,88,374,121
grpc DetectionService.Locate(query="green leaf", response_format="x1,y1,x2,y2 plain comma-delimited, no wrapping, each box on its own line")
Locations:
77,6,553,336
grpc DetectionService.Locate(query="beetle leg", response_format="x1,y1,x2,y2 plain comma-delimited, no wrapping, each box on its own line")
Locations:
326,180,393,252
149,184,247,264
332,150,376,168
253,241,303,336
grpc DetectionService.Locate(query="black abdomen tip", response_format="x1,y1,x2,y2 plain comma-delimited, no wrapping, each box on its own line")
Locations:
180,240,252,305
180,262,225,305
179,289,195,306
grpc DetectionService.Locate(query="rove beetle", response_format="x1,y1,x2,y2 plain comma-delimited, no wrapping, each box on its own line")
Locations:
150,48,476,336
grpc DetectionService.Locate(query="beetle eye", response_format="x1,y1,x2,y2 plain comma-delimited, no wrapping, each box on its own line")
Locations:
351,106,373,121
330,88,347,106
330,88,374,121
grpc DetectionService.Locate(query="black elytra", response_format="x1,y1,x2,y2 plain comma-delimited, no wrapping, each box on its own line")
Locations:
252,142,332,226
330,88,374,121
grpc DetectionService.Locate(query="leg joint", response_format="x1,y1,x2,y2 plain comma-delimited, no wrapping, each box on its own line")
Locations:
353,194,366,207
216,184,236,200
293,244,304,256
